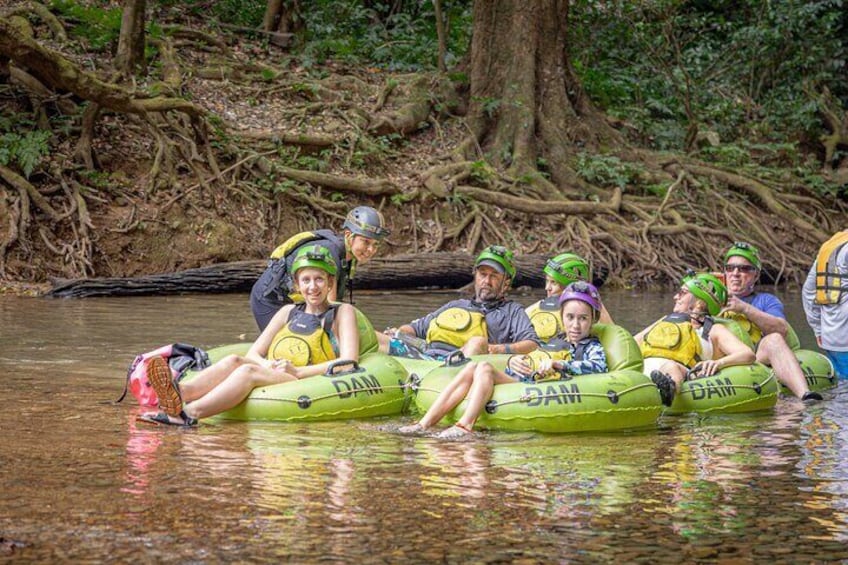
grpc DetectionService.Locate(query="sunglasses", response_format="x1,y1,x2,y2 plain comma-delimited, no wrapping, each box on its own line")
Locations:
724,264,757,273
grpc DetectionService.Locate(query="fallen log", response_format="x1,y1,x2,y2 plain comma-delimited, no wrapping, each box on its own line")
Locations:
45,252,608,298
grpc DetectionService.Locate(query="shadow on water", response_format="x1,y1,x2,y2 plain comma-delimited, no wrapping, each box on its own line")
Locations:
1,290,847,561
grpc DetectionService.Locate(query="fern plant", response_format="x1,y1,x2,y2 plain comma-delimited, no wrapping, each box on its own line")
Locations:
0,130,51,179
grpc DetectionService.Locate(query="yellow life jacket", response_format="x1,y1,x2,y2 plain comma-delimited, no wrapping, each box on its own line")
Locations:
640,313,703,368
268,304,338,367
718,310,763,347
815,230,848,305
425,306,488,349
526,297,563,342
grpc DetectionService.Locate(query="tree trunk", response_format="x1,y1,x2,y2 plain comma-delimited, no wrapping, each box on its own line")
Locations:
115,0,147,75
263,0,303,42
45,253,604,298
433,0,447,72
468,1,622,189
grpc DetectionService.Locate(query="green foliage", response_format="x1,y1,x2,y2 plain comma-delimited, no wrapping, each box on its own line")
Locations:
571,0,848,149
699,144,751,167
347,134,403,169
469,160,495,184
298,0,472,71
293,150,332,172
0,128,51,179
574,153,637,189
210,0,266,28
50,0,122,50
472,96,501,118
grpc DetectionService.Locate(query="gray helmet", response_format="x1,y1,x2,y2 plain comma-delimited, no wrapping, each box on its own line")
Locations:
342,206,390,240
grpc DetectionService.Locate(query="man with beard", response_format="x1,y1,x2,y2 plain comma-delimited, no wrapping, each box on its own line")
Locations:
719,242,821,401
379,245,538,361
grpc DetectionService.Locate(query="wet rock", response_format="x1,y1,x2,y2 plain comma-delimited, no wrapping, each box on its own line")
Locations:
0,537,27,554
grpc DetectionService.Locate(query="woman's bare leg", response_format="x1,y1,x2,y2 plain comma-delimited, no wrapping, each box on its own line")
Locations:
417,362,477,429
184,364,295,419
179,354,254,402
455,362,513,430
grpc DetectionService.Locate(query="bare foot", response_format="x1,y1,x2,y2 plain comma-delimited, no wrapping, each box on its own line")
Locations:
436,425,473,440
397,423,425,435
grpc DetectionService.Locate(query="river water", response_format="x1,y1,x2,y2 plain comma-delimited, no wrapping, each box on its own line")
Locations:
1,288,847,562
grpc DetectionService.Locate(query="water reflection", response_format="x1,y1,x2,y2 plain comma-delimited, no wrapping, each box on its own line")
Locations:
2,291,848,561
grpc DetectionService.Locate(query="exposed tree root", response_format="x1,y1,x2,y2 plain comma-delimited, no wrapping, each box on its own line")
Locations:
0,7,844,290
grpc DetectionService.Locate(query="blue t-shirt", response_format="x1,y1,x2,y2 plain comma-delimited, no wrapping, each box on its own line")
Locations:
409,298,539,345
739,292,786,320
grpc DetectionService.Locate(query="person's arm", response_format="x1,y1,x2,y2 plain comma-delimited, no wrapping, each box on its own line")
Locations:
633,324,652,345
294,304,360,378
802,262,822,343
489,339,537,355
598,303,614,325
488,304,539,354
505,355,534,379
724,295,788,336
697,324,755,376
248,304,295,366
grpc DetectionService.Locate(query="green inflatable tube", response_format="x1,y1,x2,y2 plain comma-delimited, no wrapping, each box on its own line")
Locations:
779,326,837,394
183,344,411,422
715,318,836,396
413,324,663,433
664,362,779,414
181,309,409,422
653,318,778,414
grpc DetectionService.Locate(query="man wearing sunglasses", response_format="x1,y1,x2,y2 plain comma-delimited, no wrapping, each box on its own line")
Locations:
250,206,389,331
380,245,539,360
720,242,821,401
802,230,848,379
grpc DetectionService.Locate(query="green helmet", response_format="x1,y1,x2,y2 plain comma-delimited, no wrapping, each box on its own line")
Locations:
475,245,516,282
291,244,337,277
544,253,589,287
683,272,727,316
725,241,761,270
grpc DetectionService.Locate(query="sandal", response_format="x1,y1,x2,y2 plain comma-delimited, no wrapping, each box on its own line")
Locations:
650,370,677,407
147,356,183,417
137,411,197,427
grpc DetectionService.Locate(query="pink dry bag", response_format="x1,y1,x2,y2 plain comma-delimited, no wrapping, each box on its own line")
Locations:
118,343,209,406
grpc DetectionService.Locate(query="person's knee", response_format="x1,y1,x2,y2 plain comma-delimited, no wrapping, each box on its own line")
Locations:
475,361,494,377
232,364,263,386
221,354,245,368
757,333,792,365
376,332,390,352
661,362,686,384
455,362,478,382
759,332,790,352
